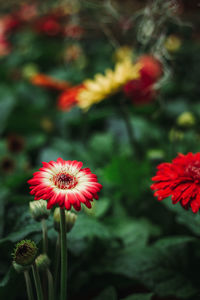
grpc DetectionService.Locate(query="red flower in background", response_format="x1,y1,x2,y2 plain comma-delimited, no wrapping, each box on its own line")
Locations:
124,55,162,105
151,153,200,213
16,3,38,22
35,15,62,36
30,74,69,91
0,38,11,56
64,24,84,39
58,84,85,111
0,14,20,37
28,158,102,210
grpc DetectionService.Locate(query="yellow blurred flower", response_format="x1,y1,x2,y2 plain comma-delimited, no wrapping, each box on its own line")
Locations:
176,112,196,128
77,59,140,110
165,35,182,53
113,46,133,62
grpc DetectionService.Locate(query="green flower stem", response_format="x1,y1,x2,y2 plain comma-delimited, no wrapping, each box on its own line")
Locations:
41,219,48,254
47,268,54,300
120,98,141,159
41,219,48,300
54,234,61,297
60,208,67,300
32,262,44,300
24,270,34,300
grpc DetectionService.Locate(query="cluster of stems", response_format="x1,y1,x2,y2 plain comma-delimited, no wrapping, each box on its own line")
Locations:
22,208,68,300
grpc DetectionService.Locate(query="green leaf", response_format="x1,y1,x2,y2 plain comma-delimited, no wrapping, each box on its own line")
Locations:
0,223,41,245
0,85,15,134
123,293,153,300
0,267,15,288
107,218,160,249
103,156,151,199
68,214,111,255
68,214,110,240
163,198,200,235
106,236,197,299
94,286,117,300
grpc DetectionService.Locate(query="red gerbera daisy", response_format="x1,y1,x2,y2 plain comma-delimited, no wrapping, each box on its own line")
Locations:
151,152,200,213
28,158,102,211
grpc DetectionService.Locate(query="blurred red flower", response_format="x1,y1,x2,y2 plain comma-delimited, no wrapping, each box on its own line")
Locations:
35,15,62,36
16,4,38,22
151,153,200,213
124,55,162,105
0,38,11,56
63,24,84,39
0,14,20,35
58,84,85,111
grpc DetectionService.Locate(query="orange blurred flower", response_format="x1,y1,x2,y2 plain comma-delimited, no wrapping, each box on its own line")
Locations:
30,74,69,90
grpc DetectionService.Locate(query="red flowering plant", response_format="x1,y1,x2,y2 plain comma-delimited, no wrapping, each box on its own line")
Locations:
28,158,102,210
124,55,162,105
151,153,200,213
27,157,102,300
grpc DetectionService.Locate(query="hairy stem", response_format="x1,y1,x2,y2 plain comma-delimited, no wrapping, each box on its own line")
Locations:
60,208,67,300
24,270,34,300
32,262,44,300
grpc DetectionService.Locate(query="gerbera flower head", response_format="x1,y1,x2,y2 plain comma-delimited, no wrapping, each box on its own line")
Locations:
57,84,85,111
77,58,140,110
151,153,200,213
28,158,102,211
123,55,162,105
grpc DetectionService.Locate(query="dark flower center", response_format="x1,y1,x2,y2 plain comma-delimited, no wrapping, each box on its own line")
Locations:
16,244,28,256
54,173,77,189
185,162,200,181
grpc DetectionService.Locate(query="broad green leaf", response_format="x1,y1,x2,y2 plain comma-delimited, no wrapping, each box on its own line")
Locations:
94,286,117,300
68,214,111,255
106,236,197,299
123,293,153,300
163,198,200,235
0,267,15,288
103,156,151,199
0,223,41,245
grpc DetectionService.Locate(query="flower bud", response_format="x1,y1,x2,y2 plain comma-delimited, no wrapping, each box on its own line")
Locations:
169,128,184,142
53,208,77,233
22,63,39,79
30,199,50,222
165,35,181,53
12,240,37,266
147,149,165,163
176,112,196,128
35,254,50,271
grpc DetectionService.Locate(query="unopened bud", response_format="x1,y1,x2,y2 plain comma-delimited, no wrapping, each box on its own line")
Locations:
30,199,50,222
176,112,195,128
35,254,50,271
53,208,77,233
165,35,181,53
22,63,39,79
169,128,184,142
147,149,165,163
12,240,37,266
